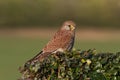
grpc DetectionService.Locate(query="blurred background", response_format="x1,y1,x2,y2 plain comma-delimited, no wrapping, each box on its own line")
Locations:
0,0,120,80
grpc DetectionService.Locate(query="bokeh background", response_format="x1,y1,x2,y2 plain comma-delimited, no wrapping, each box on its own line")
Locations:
0,0,120,80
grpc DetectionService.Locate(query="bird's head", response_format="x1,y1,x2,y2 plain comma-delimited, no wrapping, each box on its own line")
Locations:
61,21,76,31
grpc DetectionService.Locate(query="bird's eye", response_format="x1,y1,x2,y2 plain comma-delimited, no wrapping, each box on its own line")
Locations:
68,25,71,27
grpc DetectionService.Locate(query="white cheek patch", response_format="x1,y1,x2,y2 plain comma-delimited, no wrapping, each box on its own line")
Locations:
64,26,70,30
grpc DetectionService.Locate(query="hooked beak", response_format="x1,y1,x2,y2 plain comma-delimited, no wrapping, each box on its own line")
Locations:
70,25,75,30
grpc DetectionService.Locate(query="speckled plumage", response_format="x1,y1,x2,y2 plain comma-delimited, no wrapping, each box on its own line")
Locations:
25,21,76,65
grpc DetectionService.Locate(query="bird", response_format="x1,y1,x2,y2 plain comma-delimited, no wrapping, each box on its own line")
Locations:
25,20,76,67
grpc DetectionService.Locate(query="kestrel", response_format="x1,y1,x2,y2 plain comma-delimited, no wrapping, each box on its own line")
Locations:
25,21,76,66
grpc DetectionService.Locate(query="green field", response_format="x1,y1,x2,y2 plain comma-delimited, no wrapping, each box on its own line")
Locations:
0,37,120,80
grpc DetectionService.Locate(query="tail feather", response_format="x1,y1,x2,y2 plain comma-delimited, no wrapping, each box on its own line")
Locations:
24,51,43,68
24,51,51,68
31,51,43,60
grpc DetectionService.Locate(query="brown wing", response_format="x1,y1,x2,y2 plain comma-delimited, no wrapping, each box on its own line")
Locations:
25,30,74,65
42,30,74,53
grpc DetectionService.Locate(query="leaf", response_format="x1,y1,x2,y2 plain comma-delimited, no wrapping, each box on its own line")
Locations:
89,72,106,80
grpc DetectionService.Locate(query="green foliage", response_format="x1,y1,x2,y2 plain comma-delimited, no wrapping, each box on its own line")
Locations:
19,49,120,80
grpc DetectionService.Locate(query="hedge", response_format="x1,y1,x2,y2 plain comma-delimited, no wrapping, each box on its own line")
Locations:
19,49,120,80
